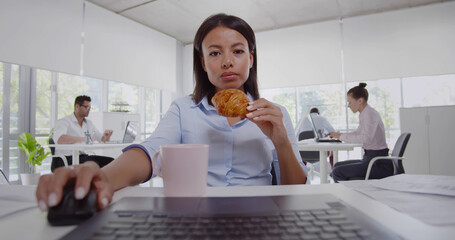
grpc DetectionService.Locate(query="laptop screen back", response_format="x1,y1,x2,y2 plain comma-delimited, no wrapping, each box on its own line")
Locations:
308,113,320,139
122,121,138,143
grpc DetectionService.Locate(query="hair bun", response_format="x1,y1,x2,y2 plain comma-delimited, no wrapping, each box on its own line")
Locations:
359,82,367,88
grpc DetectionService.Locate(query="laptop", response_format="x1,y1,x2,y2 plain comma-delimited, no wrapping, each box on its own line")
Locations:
309,113,342,143
105,121,138,144
59,194,401,239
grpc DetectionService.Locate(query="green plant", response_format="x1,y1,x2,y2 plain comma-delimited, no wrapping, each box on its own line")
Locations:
17,132,50,173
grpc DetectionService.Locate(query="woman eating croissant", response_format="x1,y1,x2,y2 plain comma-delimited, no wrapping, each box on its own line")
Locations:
35,13,308,212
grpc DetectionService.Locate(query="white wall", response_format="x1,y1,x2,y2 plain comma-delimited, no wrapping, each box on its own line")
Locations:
400,105,455,176
256,20,342,89
0,0,83,75
1,1,454,95
250,1,455,89
0,0,180,93
343,1,455,82
84,2,178,92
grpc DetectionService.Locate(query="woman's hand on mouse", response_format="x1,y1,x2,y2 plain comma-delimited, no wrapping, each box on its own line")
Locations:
36,161,114,212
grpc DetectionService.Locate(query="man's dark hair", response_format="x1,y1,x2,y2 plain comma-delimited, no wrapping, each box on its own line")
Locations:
74,95,91,107
310,108,319,114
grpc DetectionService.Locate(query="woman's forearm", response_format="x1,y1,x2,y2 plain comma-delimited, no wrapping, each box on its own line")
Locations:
275,139,307,185
101,148,152,191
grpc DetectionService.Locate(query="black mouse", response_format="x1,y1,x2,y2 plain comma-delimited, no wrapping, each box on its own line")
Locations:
47,186,98,226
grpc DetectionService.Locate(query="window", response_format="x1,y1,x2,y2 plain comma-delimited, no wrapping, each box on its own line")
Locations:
403,74,455,107
35,69,53,174
260,88,297,127
297,84,346,132
57,73,102,119
144,88,160,138
8,65,20,181
108,82,139,113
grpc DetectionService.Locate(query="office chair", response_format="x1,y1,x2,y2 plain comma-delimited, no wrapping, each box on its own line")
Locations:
364,132,411,180
49,137,69,171
299,131,321,181
271,162,277,185
0,168,9,184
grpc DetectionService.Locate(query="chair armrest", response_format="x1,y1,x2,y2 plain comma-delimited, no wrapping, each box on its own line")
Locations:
365,156,405,180
52,155,69,167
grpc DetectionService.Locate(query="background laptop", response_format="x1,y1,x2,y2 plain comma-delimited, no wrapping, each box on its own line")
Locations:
105,121,138,144
309,113,342,143
60,194,401,239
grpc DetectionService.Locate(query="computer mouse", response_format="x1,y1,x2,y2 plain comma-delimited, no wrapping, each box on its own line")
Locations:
47,186,98,226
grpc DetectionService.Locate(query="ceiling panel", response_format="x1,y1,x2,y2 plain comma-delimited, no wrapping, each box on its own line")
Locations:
88,0,452,43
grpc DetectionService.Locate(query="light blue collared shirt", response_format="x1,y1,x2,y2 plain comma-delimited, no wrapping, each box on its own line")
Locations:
124,94,308,186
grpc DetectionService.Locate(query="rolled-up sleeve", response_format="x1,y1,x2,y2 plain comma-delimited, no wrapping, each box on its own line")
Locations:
53,119,68,143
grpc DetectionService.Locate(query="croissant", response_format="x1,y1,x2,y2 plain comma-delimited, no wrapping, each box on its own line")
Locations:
211,89,250,118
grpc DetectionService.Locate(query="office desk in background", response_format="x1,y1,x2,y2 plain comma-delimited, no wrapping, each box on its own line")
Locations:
298,141,362,184
47,143,131,165
2,182,455,240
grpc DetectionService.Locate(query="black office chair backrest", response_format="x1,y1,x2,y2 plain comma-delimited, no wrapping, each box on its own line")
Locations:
298,131,319,164
299,131,315,141
49,137,56,155
391,132,411,174
391,133,411,158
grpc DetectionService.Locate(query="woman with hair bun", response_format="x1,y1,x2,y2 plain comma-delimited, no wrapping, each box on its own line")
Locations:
327,83,391,182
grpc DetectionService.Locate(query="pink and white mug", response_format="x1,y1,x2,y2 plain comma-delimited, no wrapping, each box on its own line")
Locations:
152,144,209,197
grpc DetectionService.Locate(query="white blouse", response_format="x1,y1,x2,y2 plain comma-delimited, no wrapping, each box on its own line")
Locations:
339,104,388,150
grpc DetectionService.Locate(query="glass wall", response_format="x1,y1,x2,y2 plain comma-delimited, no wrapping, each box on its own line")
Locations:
8,65,20,181
0,61,164,181
144,88,160,138
35,69,53,174
403,75,455,107
297,84,346,132
261,73,455,161
1,58,454,180
57,73,103,118
108,82,140,113
260,88,297,126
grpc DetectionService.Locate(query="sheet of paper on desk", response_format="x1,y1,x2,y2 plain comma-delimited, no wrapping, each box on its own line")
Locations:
0,185,37,219
342,176,455,226
368,174,455,197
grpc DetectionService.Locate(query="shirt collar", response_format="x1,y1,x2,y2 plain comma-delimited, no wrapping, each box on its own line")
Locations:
71,112,86,124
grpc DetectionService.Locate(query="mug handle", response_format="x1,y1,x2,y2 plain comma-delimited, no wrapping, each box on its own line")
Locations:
151,151,162,177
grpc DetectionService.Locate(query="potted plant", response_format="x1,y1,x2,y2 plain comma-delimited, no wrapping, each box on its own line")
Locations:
17,132,50,185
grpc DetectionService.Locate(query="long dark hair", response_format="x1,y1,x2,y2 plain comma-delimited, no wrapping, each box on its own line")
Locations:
347,83,369,101
192,13,259,104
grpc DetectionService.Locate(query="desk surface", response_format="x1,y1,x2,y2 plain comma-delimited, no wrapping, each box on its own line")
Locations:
48,143,131,150
1,184,454,240
297,141,362,151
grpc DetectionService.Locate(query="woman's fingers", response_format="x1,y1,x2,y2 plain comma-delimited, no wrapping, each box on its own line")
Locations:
37,167,77,210
93,178,113,210
36,174,52,211
35,162,113,212
246,98,282,120
74,162,100,200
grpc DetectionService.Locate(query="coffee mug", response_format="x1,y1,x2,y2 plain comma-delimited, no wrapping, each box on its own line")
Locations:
152,144,209,197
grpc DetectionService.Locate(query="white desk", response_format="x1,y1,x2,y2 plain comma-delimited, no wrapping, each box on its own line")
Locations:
1,183,454,240
298,141,362,184
48,143,131,165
